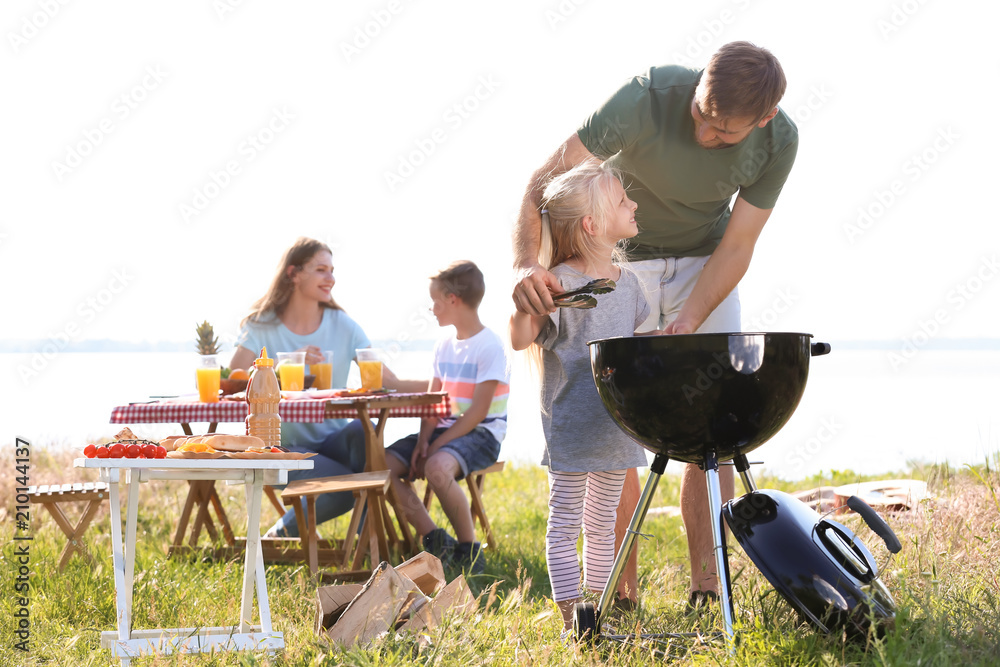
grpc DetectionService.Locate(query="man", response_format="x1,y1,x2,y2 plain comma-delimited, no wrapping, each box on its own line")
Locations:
511,41,798,609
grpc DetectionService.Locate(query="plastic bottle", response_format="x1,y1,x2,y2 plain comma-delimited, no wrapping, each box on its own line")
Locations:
246,346,281,449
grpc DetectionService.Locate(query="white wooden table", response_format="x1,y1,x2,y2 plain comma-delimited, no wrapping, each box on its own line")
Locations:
74,457,313,665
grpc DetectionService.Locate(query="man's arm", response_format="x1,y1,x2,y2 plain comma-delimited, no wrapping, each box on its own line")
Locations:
664,196,772,334
512,133,597,316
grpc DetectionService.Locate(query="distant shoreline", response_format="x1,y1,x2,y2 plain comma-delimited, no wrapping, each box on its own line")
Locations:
0,338,439,354
1,337,998,354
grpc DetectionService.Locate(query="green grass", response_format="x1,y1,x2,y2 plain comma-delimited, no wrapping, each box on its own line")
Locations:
2,449,998,666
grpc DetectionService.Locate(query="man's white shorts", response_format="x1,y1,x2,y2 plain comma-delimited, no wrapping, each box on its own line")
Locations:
628,257,741,333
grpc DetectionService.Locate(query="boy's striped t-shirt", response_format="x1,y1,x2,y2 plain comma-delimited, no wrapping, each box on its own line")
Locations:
433,327,509,444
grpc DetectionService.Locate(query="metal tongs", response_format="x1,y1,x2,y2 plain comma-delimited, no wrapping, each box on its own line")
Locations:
552,278,616,309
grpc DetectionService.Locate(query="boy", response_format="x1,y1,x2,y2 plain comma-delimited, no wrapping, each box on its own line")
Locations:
385,260,509,574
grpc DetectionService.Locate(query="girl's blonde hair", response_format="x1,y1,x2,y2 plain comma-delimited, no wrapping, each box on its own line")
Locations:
538,158,629,270
241,237,342,327
523,160,631,386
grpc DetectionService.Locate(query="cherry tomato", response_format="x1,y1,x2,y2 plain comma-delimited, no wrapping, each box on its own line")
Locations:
95,446,111,459
84,444,97,458
142,443,158,459
125,443,141,458
109,443,126,458
155,445,167,459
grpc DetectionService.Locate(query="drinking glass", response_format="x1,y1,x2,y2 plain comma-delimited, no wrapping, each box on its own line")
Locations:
196,354,221,403
310,350,333,390
276,351,306,391
355,348,383,390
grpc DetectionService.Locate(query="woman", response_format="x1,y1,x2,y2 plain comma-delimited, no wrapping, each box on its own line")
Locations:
230,237,423,537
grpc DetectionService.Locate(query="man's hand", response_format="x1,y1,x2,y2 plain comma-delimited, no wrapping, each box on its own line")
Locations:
512,263,563,316
662,320,696,335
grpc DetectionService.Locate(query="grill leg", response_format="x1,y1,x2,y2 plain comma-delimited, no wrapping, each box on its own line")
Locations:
704,452,735,651
597,453,669,621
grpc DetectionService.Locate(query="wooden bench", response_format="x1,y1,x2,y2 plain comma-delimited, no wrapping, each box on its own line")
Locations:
415,461,505,549
27,483,109,571
280,471,392,580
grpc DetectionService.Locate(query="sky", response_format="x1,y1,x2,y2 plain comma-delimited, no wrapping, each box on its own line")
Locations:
2,0,998,353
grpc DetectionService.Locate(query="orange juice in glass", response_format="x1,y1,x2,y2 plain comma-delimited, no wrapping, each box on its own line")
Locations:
356,348,383,390
310,351,333,390
197,355,221,402
276,351,306,391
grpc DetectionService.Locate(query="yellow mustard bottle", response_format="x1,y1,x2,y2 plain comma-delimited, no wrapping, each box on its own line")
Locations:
246,346,281,449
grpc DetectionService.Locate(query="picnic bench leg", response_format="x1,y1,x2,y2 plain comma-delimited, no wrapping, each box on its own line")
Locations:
341,491,364,570
305,497,319,575
264,486,286,520
467,473,497,549
55,499,103,571
351,510,373,571
369,494,389,566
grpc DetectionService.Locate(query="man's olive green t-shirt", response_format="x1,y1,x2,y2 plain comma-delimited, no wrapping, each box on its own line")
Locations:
578,65,798,259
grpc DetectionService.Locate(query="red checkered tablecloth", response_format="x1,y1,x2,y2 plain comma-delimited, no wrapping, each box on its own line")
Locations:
110,392,451,425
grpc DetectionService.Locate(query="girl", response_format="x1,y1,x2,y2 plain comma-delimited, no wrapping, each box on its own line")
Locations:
229,237,423,537
509,160,652,630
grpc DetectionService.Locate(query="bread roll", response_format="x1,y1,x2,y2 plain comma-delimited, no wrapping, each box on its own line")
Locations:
205,434,265,452
158,435,188,452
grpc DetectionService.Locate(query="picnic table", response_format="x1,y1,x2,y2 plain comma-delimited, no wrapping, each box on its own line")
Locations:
110,392,451,556
74,457,313,664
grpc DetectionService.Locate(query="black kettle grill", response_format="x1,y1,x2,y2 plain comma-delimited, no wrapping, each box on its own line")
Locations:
576,333,900,646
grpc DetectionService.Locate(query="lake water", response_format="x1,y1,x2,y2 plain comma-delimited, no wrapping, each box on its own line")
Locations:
3,348,998,481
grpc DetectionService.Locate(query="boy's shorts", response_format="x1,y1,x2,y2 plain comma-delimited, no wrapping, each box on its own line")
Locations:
386,426,500,478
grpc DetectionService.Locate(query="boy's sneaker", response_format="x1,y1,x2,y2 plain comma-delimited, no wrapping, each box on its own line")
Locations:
452,541,485,575
422,527,458,564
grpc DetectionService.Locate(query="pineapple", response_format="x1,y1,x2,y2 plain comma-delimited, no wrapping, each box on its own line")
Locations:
195,320,221,356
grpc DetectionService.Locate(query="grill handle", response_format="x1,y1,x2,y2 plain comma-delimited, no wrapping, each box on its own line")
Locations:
847,495,902,554
811,342,832,356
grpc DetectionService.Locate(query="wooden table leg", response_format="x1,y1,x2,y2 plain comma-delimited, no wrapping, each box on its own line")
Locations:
305,496,319,575
358,406,414,554
172,481,199,551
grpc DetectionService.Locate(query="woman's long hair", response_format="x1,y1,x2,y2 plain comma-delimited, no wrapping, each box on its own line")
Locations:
241,237,342,327
538,159,628,270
